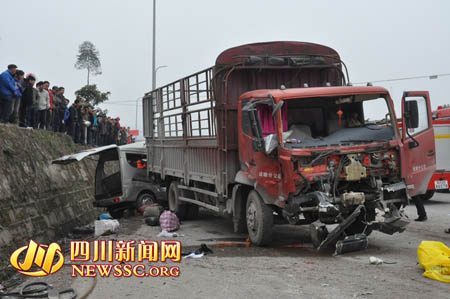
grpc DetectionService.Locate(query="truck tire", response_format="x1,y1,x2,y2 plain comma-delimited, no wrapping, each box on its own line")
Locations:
168,182,187,220
246,191,273,246
421,190,435,201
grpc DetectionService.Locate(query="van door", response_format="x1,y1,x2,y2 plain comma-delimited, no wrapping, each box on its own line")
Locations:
401,91,436,196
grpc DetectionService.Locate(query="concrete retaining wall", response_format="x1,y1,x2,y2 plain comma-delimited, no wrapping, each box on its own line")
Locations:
0,124,100,278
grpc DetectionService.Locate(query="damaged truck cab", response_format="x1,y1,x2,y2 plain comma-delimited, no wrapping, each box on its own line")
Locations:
143,41,435,248
238,87,435,247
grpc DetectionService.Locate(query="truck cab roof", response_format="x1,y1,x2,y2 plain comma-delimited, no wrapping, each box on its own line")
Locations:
239,86,390,101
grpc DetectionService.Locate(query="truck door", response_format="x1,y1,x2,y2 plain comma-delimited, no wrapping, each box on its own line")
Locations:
401,91,436,196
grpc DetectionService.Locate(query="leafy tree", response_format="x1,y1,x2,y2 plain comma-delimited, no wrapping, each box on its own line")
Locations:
75,84,110,106
75,41,102,85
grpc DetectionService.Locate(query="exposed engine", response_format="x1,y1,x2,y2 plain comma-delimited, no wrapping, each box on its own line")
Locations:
283,150,410,249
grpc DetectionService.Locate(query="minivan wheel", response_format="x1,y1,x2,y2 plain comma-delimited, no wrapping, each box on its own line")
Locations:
246,191,273,246
136,192,156,209
168,182,187,219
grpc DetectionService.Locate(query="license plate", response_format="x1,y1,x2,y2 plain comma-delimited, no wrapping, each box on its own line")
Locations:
434,180,449,190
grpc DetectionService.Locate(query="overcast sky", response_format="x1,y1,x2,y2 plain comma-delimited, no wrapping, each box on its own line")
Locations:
1,0,449,133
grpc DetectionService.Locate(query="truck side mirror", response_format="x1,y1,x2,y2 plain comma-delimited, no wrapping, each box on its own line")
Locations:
404,100,419,129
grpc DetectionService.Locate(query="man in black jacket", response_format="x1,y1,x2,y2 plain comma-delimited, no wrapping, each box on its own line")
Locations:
19,74,36,127
68,99,80,143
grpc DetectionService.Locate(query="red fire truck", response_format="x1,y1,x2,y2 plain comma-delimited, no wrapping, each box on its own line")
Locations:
423,106,450,199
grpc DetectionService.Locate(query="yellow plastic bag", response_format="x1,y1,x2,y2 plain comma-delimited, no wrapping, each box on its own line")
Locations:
417,241,450,283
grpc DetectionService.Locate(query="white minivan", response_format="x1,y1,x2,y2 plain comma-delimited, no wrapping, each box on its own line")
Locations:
53,142,165,218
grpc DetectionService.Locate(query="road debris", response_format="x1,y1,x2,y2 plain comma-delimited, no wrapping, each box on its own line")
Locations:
143,204,163,217
98,213,113,220
216,241,251,248
0,282,77,299
369,256,396,265
183,252,205,259
335,234,368,255
159,210,180,232
145,216,159,226
157,230,181,238
353,291,373,297
182,244,213,259
94,219,120,237
369,256,384,265
418,240,450,283
71,223,95,235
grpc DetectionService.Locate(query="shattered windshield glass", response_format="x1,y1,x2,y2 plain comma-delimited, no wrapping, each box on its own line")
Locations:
282,94,394,148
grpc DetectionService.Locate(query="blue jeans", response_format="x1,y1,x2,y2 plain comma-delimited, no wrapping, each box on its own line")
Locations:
0,96,14,123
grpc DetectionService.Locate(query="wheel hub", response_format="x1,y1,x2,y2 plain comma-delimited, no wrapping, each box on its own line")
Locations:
141,195,153,206
247,201,257,232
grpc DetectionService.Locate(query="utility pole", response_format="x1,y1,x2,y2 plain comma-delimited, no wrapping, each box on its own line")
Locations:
152,0,156,90
135,97,140,130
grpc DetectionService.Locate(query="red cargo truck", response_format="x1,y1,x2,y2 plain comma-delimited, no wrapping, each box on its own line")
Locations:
143,41,435,247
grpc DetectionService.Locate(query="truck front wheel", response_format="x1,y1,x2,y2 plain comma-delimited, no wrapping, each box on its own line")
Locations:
246,191,273,246
168,182,187,219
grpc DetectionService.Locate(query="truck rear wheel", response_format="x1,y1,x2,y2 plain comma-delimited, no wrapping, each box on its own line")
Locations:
246,191,273,246
168,182,187,220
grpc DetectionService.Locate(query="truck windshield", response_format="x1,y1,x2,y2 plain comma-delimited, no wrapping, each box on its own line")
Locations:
282,94,394,148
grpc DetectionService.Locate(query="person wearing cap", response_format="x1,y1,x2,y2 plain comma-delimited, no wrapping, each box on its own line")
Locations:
9,70,25,124
0,64,19,123
19,74,37,127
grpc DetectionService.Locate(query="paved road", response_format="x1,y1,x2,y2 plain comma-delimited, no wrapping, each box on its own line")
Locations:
7,193,450,298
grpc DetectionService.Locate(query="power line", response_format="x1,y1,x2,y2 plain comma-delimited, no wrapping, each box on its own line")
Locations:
353,72,450,85
99,102,136,106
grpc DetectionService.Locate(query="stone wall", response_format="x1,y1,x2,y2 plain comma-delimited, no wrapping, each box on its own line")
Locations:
0,124,100,277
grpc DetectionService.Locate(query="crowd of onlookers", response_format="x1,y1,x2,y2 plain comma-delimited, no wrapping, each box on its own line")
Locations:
0,64,135,146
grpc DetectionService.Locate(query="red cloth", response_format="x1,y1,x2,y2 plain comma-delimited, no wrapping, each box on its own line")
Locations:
258,104,288,136
159,210,180,232
47,90,54,110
